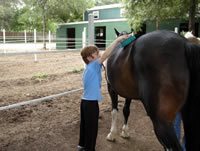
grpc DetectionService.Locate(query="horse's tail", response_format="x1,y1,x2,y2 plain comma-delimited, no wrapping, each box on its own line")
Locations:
184,42,200,151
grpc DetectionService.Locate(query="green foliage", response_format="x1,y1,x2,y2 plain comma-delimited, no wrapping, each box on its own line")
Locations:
1,0,198,33
54,0,88,23
123,0,196,33
1,0,88,32
72,68,84,73
95,0,123,6
32,73,48,80
0,0,20,30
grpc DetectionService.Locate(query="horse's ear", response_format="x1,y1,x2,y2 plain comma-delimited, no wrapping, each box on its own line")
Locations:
130,29,135,36
128,31,134,36
114,28,120,36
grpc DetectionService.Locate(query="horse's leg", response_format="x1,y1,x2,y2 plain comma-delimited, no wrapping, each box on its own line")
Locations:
182,93,200,151
152,119,182,151
106,83,119,142
146,95,183,151
121,98,132,138
139,78,187,151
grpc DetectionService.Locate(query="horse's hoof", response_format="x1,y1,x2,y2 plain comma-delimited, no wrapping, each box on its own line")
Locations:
120,130,130,139
120,125,130,139
106,133,116,142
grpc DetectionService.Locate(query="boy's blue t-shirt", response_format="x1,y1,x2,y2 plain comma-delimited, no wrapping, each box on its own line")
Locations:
82,59,103,101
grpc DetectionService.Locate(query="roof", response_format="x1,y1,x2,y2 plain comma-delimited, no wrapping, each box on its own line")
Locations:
87,3,124,11
59,18,127,26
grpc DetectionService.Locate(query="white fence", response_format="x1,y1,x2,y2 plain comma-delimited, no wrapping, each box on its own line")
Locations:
0,29,56,53
0,27,115,55
0,29,56,44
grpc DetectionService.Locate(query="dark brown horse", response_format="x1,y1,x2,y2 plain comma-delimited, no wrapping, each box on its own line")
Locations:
106,29,143,141
106,29,200,151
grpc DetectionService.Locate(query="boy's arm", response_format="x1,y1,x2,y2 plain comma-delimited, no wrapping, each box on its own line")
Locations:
98,34,131,64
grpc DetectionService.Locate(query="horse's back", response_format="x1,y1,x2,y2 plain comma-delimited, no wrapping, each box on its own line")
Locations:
134,30,189,76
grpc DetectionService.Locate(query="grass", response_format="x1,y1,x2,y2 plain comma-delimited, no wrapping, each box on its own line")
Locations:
31,73,48,80
72,68,84,73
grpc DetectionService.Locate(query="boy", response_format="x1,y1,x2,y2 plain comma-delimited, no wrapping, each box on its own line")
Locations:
78,34,131,151
174,113,186,151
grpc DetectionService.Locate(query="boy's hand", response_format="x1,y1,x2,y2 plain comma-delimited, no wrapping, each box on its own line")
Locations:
116,34,132,43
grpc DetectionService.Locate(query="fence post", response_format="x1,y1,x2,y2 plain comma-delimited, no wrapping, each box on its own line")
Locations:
88,14,94,45
49,30,51,51
3,29,5,44
82,27,86,48
34,54,38,62
24,30,27,43
3,29,6,54
34,29,36,43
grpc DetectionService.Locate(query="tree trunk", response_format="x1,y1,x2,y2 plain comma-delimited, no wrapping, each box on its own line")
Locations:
156,19,159,30
188,0,196,34
43,14,46,50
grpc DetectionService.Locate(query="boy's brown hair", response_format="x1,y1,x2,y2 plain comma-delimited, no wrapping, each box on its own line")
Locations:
80,45,99,64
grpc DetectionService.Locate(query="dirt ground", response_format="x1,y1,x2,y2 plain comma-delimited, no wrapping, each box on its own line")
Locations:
0,52,163,151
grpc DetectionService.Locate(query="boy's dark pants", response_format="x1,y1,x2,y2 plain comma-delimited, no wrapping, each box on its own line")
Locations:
79,100,99,151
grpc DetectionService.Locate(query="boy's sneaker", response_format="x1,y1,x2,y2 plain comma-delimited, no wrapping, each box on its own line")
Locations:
77,145,85,151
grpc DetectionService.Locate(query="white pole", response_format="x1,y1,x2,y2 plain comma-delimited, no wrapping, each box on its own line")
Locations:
24,30,27,43
3,29,5,44
3,29,6,54
49,30,51,44
34,29,36,43
34,54,38,62
48,30,51,51
0,88,83,111
82,27,86,48
88,14,94,45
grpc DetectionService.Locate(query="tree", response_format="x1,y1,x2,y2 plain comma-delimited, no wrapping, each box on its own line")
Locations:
0,0,20,30
188,0,198,33
20,0,88,49
124,0,199,33
54,0,88,23
21,0,59,49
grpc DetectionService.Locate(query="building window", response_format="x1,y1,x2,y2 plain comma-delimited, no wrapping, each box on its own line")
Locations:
93,11,99,19
120,8,125,17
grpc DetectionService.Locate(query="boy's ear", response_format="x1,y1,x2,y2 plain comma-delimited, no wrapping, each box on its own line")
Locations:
87,56,92,62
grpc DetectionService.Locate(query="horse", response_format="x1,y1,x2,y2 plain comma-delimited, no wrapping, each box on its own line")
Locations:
106,29,200,151
184,31,200,45
106,29,144,141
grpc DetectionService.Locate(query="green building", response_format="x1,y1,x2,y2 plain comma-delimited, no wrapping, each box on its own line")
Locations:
56,3,200,50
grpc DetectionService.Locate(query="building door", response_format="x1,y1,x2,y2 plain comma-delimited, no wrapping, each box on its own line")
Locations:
95,26,106,49
67,28,75,49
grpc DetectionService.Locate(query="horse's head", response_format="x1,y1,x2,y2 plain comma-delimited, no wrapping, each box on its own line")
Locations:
114,28,132,37
114,28,144,39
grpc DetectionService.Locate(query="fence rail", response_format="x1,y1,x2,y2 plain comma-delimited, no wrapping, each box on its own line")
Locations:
0,29,56,44
0,88,83,111
0,30,116,55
